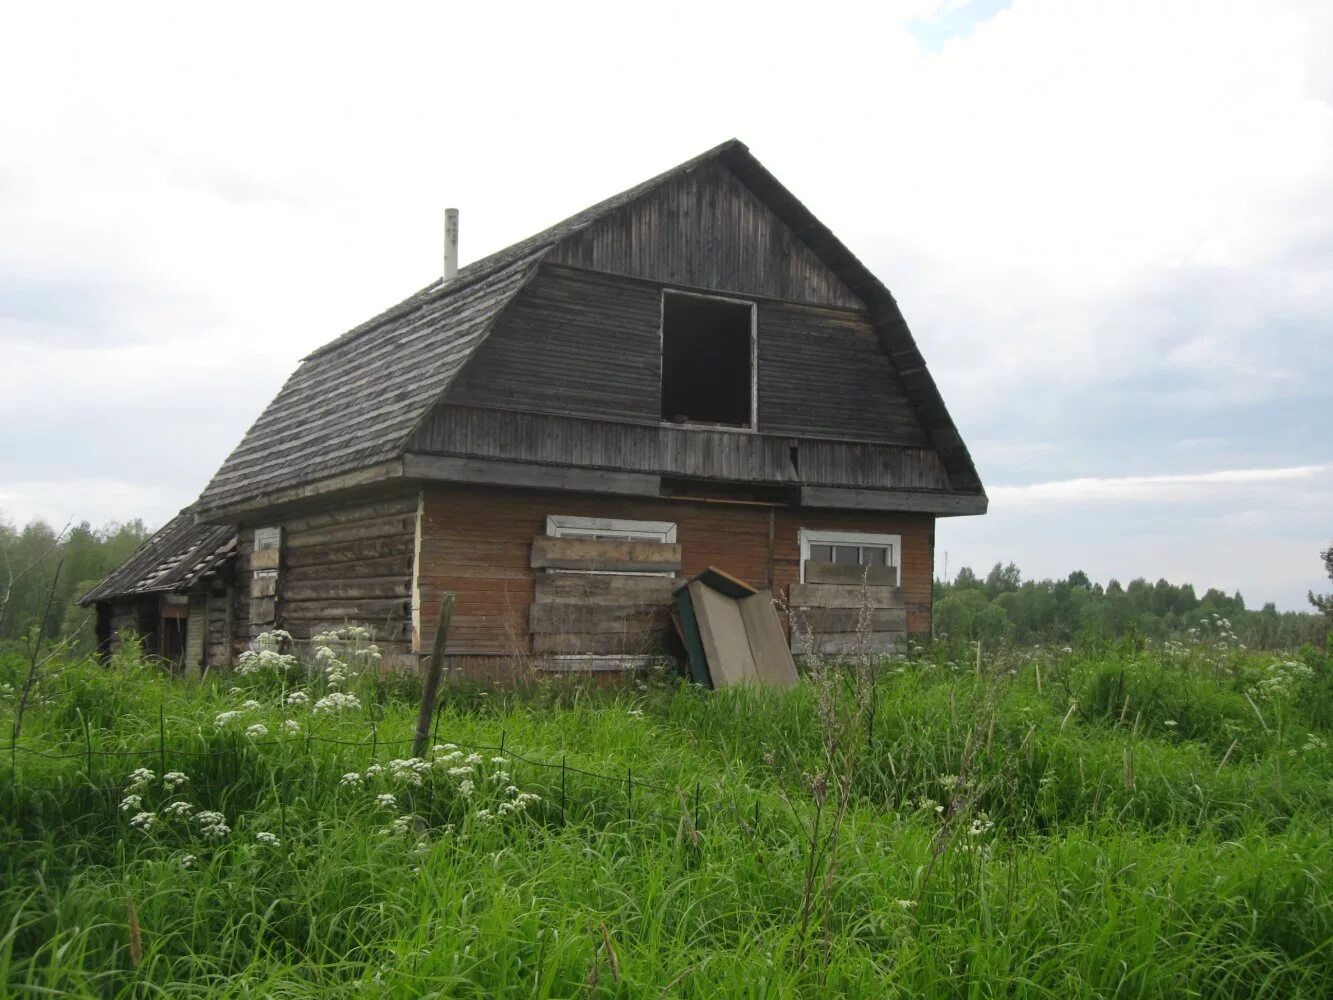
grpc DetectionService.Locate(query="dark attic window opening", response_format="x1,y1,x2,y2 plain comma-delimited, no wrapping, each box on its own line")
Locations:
660,291,754,428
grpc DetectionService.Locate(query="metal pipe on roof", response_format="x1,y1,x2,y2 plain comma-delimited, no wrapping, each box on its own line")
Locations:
444,207,459,283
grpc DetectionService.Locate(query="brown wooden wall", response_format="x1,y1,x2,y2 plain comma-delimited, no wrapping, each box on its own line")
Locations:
546,159,863,309
417,483,933,675
443,264,929,449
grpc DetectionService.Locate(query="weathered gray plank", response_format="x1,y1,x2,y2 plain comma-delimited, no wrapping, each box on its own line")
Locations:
800,485,988,516
403,453,661,498
529,603,668,635
792,631,906,656
804,562,899,586
790,608,907,632
532,631,668,655
789,583,905,609
530,537,682,572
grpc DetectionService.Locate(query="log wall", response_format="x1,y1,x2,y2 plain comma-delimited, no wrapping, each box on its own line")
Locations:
234,494,418,657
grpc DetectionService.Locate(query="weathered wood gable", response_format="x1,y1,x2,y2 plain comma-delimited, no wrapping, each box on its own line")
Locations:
546,159,864,308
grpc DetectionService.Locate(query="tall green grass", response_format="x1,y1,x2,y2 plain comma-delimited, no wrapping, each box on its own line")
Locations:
1,640,1329,997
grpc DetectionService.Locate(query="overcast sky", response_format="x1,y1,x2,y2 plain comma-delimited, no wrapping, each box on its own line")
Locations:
1,0,1329,609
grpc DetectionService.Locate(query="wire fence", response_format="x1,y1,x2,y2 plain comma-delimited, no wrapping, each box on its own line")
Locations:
2,713,711,832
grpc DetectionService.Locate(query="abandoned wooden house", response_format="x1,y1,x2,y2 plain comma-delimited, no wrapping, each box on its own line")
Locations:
83,139,985,679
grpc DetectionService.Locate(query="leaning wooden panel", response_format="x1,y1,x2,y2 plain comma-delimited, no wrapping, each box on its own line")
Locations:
792,631,906,656
689,581,756,687
788,583,905,609
791,608,908,633
738,591,798,687
530,537,682,572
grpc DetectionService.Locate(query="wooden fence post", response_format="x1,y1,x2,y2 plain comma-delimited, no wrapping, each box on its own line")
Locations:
413,594,455,759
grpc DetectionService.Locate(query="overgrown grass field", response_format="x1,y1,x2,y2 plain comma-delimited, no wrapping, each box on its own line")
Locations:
2,633,1331,997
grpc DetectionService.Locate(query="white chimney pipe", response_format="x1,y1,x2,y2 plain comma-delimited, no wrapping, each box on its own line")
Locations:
443,207,459,283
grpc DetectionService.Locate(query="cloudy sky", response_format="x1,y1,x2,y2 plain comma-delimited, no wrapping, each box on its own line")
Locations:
1,0,1329,609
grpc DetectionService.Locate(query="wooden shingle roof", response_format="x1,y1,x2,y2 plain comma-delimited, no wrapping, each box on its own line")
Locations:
79,509,235,605
196,140,982,514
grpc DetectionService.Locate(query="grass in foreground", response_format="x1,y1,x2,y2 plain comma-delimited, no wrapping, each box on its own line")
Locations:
1,636,1330,997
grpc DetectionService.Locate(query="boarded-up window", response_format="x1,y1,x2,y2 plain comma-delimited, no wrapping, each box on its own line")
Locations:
660,291,755,428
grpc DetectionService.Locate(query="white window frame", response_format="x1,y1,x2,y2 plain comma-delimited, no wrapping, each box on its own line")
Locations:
659,288,758,433
254,526,281,551
545,515,677,543
798,528,901,584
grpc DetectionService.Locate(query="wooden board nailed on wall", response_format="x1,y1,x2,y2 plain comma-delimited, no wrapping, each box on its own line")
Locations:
530,536,682,573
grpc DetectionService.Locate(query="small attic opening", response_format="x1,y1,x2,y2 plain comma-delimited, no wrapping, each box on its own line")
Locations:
660,291,755,428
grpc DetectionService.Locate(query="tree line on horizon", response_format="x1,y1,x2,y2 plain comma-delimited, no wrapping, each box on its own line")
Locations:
1,514,1329,655
934,559,1330,651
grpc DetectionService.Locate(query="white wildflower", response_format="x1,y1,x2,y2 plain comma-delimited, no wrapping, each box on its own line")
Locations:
364,763,385,778
447,765,474,777
488,770,510,784
282,719,301,734
490,756,508,765
119,793,143,813
255,831,281,847
195,810,231,840
313,692,361,714
125,767,155,791
162,771,188,791
242,699,262,710
214,710,243,729
163,800,194,817
129,811,156,832
179,854,198,869
375,793,397,810
474,809,494,823
340,772,363,787
465,753,482,765
245,723,269,738
1164,720,1178,729
457,779,475,798
285,690,310,707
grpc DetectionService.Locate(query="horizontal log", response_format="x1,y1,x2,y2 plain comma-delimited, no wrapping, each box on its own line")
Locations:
280,598,409,621
250,548,281,571
286,554,412,583
533,573,682,606
803,561,898,586
284,517,414,550
283,534,414,568
529,603,669,635
790,608,907,632
788,583,905,609
283,577,412,601
277,496,418,534
530,537,682,572
282,619,410,641
791,631,905,656
404,453,661,497
532,630,671,655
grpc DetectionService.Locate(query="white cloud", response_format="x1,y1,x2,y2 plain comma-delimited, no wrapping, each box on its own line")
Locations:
1,0,1330,610
991,465,1330,505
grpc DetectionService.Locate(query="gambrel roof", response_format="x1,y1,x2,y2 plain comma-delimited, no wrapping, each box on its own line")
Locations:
79,509,235,604
196,140,982,515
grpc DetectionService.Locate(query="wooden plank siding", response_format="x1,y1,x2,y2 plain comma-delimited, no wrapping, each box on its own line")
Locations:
442,264,929,449
409,405,951,492
546,159,863,309
416,483,934,675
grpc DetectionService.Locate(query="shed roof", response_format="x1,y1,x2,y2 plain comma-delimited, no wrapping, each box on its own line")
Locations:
197,140,982,514
79,510,236,605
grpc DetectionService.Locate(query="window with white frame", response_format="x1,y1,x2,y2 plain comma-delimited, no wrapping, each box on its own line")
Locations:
798,528,901,583
545,515,677,544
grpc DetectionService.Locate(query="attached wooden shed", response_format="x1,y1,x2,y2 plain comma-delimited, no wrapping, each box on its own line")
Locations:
79,510,237,671
90,139,986,679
